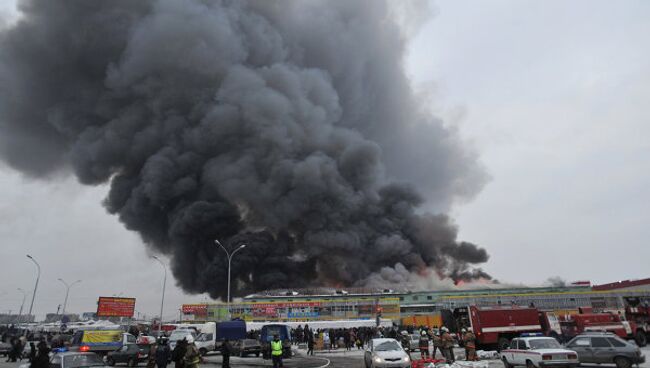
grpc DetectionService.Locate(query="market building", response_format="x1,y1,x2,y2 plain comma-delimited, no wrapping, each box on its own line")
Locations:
180,278,650,326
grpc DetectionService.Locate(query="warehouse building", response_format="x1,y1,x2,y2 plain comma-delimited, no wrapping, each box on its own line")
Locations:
181,278,650,324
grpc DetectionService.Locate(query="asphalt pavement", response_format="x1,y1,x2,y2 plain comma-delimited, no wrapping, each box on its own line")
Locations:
0,346,647,368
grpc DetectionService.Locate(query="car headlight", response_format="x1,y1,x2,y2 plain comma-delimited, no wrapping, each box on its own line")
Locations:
374,357,383,363
403,356,410,362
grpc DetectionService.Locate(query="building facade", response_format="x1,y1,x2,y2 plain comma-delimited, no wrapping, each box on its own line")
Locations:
180,279,650,324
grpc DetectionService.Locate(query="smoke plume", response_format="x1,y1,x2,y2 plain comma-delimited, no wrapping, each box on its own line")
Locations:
0,0,489,298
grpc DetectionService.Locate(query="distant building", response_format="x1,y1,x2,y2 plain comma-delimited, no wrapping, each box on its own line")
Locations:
0,314,35,324
180,279,650,324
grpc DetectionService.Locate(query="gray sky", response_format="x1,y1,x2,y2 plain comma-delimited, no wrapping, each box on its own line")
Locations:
1,0,649,319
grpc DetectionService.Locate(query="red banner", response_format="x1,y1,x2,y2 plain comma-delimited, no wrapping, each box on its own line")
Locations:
97,297,136,317
182,304,208,315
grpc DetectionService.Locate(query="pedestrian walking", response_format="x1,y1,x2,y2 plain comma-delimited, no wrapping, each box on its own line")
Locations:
220,339,231,368
271,334,283,368
155,338,170,368
306,330,314,356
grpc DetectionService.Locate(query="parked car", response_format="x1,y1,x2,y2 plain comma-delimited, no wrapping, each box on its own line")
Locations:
566,332,645,368
0,341,12,356
20,351,110,368
231,339,261,357
106,344,149,367
364,338,411,368
500,335,579,368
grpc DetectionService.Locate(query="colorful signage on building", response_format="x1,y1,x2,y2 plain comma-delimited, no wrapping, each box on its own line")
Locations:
182,304,208,315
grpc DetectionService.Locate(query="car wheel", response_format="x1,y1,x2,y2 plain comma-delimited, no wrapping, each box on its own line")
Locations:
526,360,536,368
502,357,513,368
106,357,116,366
634,331,647,347
497,337,511,352
614,357,632,368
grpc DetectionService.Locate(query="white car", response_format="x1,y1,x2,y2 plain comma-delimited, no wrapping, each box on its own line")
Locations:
501,335,579,368
168,329,196,350
364,338,411,368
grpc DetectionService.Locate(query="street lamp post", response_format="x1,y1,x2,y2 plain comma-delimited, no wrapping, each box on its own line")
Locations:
17,288,27,323
26,255,40,322
57,278,81,316
214,239,247,314
152,256,167,337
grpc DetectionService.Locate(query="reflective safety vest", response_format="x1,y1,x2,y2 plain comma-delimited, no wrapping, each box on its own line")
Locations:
271,340,283,356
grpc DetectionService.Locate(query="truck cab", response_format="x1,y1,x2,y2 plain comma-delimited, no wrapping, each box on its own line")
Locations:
260,324,292,359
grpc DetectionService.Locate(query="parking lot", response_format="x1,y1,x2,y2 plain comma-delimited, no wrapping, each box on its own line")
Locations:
0,346,647,368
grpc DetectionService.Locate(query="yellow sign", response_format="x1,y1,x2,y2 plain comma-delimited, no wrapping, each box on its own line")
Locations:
82,330,122,344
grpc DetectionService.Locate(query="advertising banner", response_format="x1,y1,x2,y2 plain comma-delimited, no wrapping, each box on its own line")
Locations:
96,297,136,317
182,304,208,315
81,330,123,347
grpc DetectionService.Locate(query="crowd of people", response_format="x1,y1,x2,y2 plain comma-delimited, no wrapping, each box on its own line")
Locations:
287,323,480,362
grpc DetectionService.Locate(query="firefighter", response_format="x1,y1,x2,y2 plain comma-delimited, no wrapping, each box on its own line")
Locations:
183,336,201,368
271,334,284,368
400,331,410,352
461,328,468,360
441,327,455,363
419,329,430,359
463,327,477,361
432,330,442,359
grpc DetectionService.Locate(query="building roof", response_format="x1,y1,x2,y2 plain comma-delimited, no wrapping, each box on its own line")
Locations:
592,278,650,291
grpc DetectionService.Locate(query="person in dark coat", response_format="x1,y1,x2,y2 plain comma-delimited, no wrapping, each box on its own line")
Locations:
28,342,36,362
172,339,187,368
220,339,231,368
155,339,171,368
29,342,49,368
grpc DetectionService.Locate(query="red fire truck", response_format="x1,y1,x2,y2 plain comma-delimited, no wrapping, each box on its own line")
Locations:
444,304,649,350
623,296,649,347
557,306,647,346
444,306,551,351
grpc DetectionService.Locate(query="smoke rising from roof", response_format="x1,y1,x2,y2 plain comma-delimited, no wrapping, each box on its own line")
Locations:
0,0,489,299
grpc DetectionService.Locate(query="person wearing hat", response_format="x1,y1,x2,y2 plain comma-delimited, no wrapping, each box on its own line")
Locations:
463,327,477,361
441,327,455,362
271,334,284,368
432,329,442,359
419,329,430,359
183,335,201,368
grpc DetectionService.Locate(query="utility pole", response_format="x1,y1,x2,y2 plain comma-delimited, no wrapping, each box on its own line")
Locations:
152,256,167,337
214,239,247,317
26,255,40,322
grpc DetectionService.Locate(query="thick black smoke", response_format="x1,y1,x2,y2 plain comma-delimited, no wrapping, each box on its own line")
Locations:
0,0,489,298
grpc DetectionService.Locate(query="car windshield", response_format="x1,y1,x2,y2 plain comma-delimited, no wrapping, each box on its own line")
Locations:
375,341,402,352
529,339,561,349
169,331,194,341
196,333,211,342
63,354,105,368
